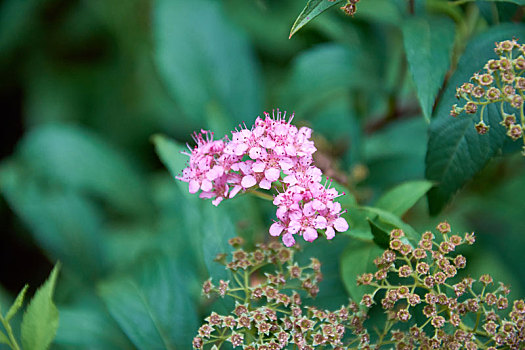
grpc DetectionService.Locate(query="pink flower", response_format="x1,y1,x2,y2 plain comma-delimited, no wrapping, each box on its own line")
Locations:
176,109,349,245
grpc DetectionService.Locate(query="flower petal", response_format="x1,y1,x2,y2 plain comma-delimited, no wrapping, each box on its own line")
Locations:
252,162,266,173
303,227,318,242
265,168,280,182
189,180,200,193
325,226,335,239
269,222,284,236
241,175,257,188
282,233,295,247
201,179,213,192
259,178,272,190
334,217,349,232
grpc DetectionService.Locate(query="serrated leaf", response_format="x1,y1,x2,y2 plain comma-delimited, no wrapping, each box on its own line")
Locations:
402,16,455,121
375,180,434,216
289,0,344,38
21,263,60,350
154,0,261,132
98,256,197,350
425,23,525,215
341,239,383,303
5,284,28,322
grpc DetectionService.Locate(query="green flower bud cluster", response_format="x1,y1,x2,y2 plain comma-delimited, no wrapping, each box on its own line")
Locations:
451,39,525,155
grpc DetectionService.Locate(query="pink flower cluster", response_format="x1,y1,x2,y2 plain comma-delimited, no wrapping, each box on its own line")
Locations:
177,110,349,246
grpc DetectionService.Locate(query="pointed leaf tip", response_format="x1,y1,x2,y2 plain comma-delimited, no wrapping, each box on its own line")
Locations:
289,0,344,38
21,263,61,350
5,284,29,321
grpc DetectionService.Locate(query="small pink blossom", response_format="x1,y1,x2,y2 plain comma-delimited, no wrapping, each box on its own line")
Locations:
176,109,349,245
241,175,257,188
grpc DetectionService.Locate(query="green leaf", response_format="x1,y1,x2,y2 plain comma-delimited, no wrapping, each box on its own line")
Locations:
0,161,105,280
353,0,402,26
98,256,197,350
200,205,235,281
368,218,391,249
340,239,383,303
362,206,420,245
332,181,357,209
451,0,525,5
283,43,379,113
0,330,9,345
154,0,261,132
21,263,60,350
364,118,428,190
375,180,434,216
402,16,455,121
425,23,525,215
298,234,351,309
289,0,344,39
151,134,192,198
344,208,374,240
17,124,150,216
55,297,135,350
5,285,28,322
309,97,364,165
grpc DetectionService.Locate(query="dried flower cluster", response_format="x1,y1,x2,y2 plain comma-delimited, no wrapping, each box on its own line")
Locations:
193,237,368,349
177,110,348,247
193,224,524,349
451,39,525,155
357,222,525,349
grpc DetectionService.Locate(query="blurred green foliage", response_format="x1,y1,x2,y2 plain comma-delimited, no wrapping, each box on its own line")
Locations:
0,0,524,348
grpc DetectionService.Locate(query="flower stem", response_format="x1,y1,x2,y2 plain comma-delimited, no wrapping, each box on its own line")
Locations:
247,190,274,201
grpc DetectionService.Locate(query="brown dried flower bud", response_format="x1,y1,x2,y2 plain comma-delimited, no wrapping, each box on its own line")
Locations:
390,239,403,251
396,309,411,322
507,124,523,141
228,236,244,247
218,280,229,297
390,229,405,239
472,86,485,98
340,3,356,16
416,262,430,275
465,102,478,114
486,87,501,100
464,232,476,244
480,274,494,285
398,265,413,278
431,315,445,328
